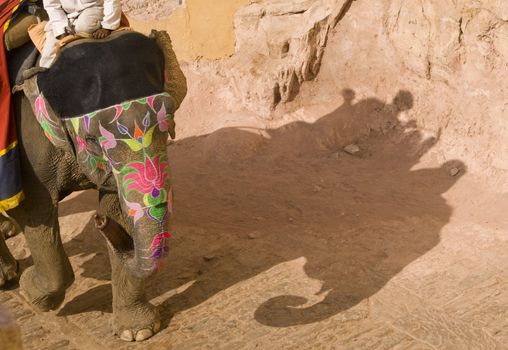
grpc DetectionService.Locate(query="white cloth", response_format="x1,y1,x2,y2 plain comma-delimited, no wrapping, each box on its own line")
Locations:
43,0,121,36
40,0,121,67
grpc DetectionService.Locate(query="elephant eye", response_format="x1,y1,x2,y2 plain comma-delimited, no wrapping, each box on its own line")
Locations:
85,136,103,154
86,136,99,145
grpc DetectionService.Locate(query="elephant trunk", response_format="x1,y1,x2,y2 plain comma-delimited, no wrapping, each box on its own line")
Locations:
95,205,171,279
129,211,171,277
116,156,172,278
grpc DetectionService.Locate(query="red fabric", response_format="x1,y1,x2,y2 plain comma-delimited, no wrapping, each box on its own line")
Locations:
1,0,22,151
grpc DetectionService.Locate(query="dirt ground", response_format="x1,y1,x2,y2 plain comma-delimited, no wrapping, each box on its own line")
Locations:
2,98,508,349
3,0,508,348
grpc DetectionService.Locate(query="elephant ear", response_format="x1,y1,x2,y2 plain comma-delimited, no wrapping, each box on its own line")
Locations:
20,74,74,153
150,30,187,111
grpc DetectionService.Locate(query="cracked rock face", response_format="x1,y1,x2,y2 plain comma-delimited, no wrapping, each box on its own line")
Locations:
228,0,354,116
385,0,508,81
122,0,181,20
210,0,508,118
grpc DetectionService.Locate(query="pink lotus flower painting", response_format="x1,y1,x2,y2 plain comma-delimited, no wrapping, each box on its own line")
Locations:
123,155,170,197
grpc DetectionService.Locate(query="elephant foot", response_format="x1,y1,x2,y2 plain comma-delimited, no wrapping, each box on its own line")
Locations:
0,220,19,288
113,302,161,342
0,219,18,238
19,266,70,312
0,259,19,287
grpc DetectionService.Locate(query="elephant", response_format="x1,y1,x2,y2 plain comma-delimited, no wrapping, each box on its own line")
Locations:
0,30,187,341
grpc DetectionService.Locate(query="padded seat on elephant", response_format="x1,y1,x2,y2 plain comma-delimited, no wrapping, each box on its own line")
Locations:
37,31,165,119
4,11,39,51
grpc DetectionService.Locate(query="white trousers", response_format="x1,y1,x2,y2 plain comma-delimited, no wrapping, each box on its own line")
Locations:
40,7,104,68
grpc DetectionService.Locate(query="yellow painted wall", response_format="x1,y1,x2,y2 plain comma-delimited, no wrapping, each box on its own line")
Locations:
127,0,251,62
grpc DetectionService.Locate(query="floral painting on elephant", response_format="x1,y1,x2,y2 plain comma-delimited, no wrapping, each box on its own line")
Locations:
63,92,176,271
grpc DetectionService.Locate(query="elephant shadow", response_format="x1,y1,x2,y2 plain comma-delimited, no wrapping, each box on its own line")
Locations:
58,89,465,328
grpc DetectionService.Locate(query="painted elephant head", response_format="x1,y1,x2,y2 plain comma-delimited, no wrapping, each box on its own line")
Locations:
67,93,174,276
22,31,186,278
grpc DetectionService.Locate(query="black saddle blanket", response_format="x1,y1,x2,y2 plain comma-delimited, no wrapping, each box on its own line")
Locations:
37,31,165,118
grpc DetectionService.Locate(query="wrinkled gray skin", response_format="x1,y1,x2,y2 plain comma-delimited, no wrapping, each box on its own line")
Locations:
0,50,186,341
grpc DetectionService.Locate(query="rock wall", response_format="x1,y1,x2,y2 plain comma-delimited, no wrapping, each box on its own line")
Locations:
123,0,181,20
176,0,508,188
230,0,354,115
123,0,250,61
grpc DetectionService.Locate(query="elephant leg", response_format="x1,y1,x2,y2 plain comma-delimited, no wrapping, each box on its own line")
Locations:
108,249,161,341
0,220,19,287
19,207,74,312
98,192,160,342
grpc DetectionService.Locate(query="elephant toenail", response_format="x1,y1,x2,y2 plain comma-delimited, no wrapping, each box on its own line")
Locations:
19,290,29,302
135,329,153,341
153,321,161,333
120,330,134,342
94,214,108,230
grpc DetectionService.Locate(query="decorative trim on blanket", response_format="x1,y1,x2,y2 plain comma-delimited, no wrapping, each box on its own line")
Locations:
0,143,23,212
0,140,17,157
0,0,25,212
2,0,23,32
0,190,24,212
